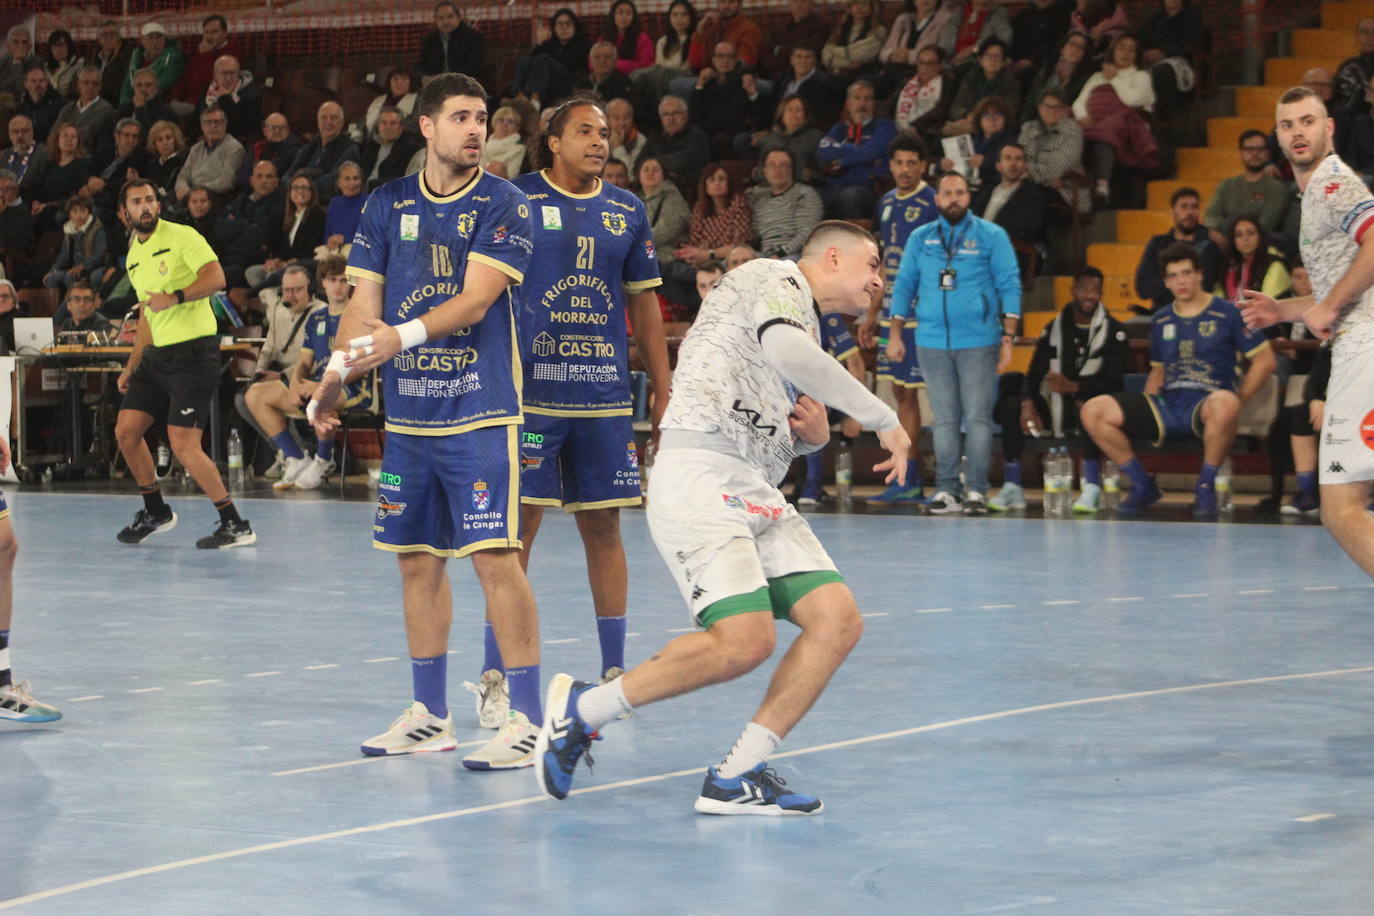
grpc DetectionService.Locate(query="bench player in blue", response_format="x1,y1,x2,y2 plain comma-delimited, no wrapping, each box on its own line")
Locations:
858,132,937,505
1081,243,1276,517
795,312,866,505
309,73,544,770
467,99,671,728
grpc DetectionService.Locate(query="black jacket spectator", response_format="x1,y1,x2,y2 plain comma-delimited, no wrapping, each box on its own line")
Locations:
119,94,175,135
759,6,830,79
236,132,304,188
273,207,327,263
20,84,65,144
690,70,758,140
0,196,33,277
575,67,632,104
361,132,422,190
1137,0,1206,122
642,124,711,188
773,52,840,128
87,143,149,213
223,185,285,267
1010,0,1074,76
972,179,1049,249
95,39,134,106
195,72,262,143
1135,226,1222,309
1021,303,1130,402
1340,107,1374,176
419,22,489,85
288,133,361,194
144,150,186,197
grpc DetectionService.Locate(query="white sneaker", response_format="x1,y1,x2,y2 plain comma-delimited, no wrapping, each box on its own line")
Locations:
359,701,457,756
272,455,309,490
263,450,286,479
463,668,510,729
988,482,1026,511
925,490,962,514
1073,483,1102,513
0,681,62,722
292,455,332,490
461,709,540,770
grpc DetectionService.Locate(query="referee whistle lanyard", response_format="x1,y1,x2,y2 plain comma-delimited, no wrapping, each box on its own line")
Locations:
937,215,970,267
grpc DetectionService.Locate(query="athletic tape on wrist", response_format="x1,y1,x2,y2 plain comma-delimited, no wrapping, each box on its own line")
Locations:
397,318,428,351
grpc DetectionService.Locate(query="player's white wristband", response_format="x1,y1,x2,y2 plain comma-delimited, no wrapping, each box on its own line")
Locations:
396,318,428,351
323,349,348,383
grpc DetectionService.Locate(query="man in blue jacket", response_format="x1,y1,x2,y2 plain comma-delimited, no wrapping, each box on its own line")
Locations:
817,80,896,220
887,171,1021,515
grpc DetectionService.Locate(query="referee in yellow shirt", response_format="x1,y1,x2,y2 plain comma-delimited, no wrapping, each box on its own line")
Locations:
112,178,256,548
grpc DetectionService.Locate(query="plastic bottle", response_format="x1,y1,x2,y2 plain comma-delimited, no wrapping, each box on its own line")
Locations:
156,443,171,479
1102,459,1121,511
1047,448,1071,517
227,429,245,493
834,438,853,508
1216,456,1233,513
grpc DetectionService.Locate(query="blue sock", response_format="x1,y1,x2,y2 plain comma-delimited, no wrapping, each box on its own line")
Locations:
1082,458,1101,486
804,451,822,483
505,665,542,722
1297,470,1317,498
411,654,447,718
482,621,504,673
1121,457,1149,491
271,431,304,460
1197,463,1218,489
1003,460,1021,485
316,437,334,462
905,458,922,488
596,615,627,674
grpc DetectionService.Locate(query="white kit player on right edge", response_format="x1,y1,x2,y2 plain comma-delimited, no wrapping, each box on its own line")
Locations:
1240,86,1374,580
534,221,911,815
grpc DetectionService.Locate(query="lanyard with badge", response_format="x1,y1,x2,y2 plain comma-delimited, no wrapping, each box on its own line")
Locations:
938,219,969,291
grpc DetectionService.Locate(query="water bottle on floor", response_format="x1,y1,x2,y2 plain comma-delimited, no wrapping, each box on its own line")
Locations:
1216,457,1233,513
835,439,853,508
1044,448,1066,517
1102,459,1121,511
227,429,245,493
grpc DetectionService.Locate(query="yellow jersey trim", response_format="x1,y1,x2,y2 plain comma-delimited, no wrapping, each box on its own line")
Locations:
523,406,633,418
520,496,564,508
624,278,663,293
347,266,386,286
419,167,481,204
469,251,524,284
372,537,523,559
562,496,643,513
539,169,603,200
384,415,522,436
1143,393,1167,448
1243,342,1270,359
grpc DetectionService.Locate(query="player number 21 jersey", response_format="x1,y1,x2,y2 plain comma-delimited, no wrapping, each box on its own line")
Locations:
512,171,661,415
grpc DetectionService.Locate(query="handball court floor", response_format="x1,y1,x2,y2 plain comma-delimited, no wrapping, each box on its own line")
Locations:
3,489,1373,914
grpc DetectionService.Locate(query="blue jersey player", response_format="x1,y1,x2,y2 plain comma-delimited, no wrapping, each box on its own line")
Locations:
1082,243,1275,517
859,133,937,505
796,312,867,506
470,100,669,721
310,73,545,770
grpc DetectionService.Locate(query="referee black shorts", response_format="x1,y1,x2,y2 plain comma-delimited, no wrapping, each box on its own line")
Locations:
121,335,221,430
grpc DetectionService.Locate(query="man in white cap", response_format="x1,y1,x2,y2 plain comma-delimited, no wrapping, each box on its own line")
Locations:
120,22,184,107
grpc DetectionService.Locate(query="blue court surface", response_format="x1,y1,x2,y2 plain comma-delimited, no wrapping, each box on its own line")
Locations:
3,491,1372,914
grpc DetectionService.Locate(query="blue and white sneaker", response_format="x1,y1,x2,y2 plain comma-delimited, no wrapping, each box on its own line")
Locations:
796,479,825,508
1116,478,1162,515
0,682,62,723
1280,492,1320,517
866,481,925,506
693,763,823,816
534,673,601,800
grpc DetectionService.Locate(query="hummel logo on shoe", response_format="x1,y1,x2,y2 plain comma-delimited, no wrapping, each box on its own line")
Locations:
1328,461,1346,474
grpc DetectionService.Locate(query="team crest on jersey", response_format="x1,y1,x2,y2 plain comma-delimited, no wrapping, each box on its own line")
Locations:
158,261,168,275
532,331,555,356
1198,320,1218,337
457,211,477,238
905,206,920,222
542,205,563,230
601,211,628,236
400,213,419,241
626,441,638,470
471,480,491,510
376,496,407,519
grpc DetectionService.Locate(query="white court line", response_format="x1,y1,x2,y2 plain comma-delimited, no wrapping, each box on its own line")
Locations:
1043,600,1079,606
6,664,1370,910
627,632,641,637
861,612,888,618
545,638,581,645
1294,813,1336,823
666,627,695,633
1238,589,1274,596
271,741,487,776
187,679,223,686
1173,593,1207,599
127,687,163,694
980,604,1015,610
303,664,338,671
363,657,399,664
914,607,952,613
1302,586,1339,592
65,695,103,703
244,672,281,679
1107,597,1143,603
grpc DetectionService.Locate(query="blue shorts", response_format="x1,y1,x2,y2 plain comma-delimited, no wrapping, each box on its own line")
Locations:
1112,388,1211,445
876,324,923,388
0,489,8,520
520,412,643,511
373,425,521,558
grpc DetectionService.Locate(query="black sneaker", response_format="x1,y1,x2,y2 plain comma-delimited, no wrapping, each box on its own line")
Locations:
195,519,256,549
117,509,177,544
961,492,988,516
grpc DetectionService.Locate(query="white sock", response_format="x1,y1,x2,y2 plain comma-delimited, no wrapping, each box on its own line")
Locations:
716,722,781,778
576,677,633,729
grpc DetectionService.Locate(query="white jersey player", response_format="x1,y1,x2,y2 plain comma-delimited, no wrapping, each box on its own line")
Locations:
534,221,910,815
1240,86,1374,580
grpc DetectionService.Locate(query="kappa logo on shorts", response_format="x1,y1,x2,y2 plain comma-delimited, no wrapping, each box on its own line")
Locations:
472,480,491,510
626,441,638,471
1328,461,1347,474
721,493,782,519
376,497,407,519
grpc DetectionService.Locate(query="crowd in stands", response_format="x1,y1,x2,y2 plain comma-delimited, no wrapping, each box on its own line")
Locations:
0,0,1342,513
